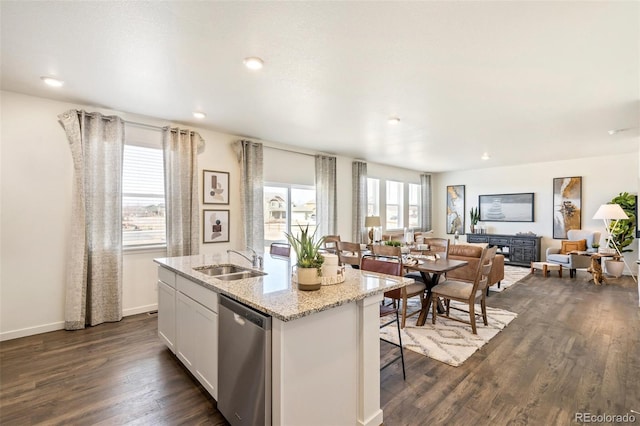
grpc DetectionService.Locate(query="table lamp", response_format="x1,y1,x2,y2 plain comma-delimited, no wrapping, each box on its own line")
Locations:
365,216,381,244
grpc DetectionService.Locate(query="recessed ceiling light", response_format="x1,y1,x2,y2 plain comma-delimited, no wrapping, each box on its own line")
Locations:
41,76,64,87
481,152,491,160
388,116,401,125
243,57,264,70
608,128,632,135
193,111,206,119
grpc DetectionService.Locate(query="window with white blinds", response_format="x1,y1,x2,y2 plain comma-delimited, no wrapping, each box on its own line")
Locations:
122,144,166,247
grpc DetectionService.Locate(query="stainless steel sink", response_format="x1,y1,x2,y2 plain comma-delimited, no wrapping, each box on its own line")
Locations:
193,264,266,281
194,264,250,276
215,271,267,281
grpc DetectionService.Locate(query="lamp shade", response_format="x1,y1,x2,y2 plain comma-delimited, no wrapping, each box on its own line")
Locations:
593,203,629,220
365,216,381,227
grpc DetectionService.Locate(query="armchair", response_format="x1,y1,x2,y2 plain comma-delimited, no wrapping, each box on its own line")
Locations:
546,230,601,278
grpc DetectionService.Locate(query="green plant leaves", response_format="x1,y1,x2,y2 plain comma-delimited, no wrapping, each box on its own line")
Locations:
608,192,636,253
284,224,325,270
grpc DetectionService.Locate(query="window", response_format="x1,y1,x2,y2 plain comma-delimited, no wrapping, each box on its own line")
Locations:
122,145,166,247
367,178,380,216
408,183,421,228
386,180,404,229
263,184,316,251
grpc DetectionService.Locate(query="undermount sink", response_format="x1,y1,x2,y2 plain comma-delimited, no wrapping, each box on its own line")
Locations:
194,264,250,276
194,264,266,281
215,271,267,281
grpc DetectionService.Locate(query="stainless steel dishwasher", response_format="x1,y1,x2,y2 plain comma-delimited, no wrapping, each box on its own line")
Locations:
218,295,272,426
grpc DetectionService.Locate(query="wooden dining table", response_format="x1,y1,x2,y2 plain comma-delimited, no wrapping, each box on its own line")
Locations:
404,257,468,326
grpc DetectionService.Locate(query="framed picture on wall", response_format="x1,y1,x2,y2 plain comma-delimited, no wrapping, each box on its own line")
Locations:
203,210,230,243
552,176,582,239
479,193,534,222
446,185,465,234
203,170,229,205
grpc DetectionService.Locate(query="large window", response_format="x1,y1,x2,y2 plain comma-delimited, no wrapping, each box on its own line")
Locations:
408,183,421,228
386,180,404,229
122,145,166,247
367,178,380,216
263,184,316,251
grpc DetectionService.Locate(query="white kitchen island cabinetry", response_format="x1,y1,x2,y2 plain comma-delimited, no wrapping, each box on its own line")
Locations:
155,253,411,426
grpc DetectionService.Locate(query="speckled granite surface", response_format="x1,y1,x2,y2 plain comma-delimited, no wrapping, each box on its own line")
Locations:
154,252,412,322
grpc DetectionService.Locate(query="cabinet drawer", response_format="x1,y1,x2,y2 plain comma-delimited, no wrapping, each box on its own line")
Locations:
489,237,510,246
158,266,176,288
177,275,218,313
467,235,488,243
511,239,536,246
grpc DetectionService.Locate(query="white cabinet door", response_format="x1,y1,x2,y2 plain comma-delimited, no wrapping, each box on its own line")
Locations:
176,291,219,399
194,302,218,399
157,280,176,353
176,292,198,375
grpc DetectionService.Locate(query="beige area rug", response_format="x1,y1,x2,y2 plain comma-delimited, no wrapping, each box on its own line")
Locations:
487,265,530,293
380,300,518,367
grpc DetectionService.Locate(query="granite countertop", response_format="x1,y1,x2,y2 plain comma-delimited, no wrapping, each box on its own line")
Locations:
154,252,412,322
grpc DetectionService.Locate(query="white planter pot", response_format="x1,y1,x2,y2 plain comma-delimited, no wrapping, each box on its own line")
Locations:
295,266,321,291
604,259,624,278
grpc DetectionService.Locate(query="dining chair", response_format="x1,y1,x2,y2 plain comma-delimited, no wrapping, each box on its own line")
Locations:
372,244,427,328
431,246,498,334
336,241,362,269
323,235,341,254
270,242,291,257
415,238,450,259
360,255,405,380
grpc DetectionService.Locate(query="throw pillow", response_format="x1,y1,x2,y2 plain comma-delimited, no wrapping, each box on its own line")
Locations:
560,239,587,254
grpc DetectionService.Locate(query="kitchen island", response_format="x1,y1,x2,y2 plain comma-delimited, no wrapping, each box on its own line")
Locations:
155,252,412,426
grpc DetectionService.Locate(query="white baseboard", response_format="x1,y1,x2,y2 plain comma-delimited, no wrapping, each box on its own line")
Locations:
1,304,158,342
0,321,65,342
123,303,158,317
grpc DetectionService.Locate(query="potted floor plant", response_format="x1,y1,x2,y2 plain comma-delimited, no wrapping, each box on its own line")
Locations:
604,192,636,277
285,224,325,291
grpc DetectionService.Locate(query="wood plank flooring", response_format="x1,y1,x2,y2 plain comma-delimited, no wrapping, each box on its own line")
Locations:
1,271,638,425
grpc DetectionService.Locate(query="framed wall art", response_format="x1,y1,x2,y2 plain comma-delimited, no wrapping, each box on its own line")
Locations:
203,170,229,205
446,185,465,234
552,176,582,239
203,209,229,243
479,193,534,222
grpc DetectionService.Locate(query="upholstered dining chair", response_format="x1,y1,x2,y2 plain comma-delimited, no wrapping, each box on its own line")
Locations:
336,241,362,269
360,254,405,380
270,242,291,257
372,244,427,328
322,235,341,254
546,229,601,278
431,246,498,334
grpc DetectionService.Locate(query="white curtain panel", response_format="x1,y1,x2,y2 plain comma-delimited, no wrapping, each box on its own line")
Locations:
352,161,368,243
421,173,432,231
233,140,264,252
163,127,203,257
58,110,124,330
315,155,337,238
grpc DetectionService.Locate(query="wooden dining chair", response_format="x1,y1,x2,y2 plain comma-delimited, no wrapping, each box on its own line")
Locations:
270,242,291,257
431,246,498,334
323,235,341,254
360,255,405,380
416,238,450,259
372,244,427,328
336,241,362,269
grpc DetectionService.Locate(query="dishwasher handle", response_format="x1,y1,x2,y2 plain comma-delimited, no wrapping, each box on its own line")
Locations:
220,295,271,330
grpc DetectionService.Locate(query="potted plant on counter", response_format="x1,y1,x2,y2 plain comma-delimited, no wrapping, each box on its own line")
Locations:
285,224,325,291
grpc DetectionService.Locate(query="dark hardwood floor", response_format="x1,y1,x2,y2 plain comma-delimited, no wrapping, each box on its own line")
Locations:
1,271,638,425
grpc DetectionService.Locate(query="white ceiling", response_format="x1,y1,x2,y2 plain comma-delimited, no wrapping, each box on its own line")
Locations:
1,1,638,172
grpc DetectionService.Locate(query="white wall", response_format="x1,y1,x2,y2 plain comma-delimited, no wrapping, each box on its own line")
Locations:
432,155,639,272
